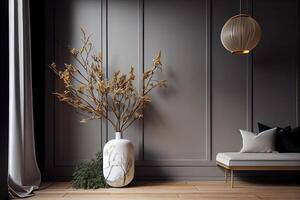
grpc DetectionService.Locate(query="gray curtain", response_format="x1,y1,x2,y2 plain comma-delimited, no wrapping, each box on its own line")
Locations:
9,0,41,198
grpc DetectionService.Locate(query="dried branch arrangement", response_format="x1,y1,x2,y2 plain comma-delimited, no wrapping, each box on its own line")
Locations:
50,29,167,133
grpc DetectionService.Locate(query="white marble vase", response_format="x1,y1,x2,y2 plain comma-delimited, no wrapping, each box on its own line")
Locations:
103,132,134,187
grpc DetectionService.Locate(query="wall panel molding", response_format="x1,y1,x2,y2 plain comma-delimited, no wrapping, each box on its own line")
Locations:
142,0,210,165
45,0,104,176
136,0,213,166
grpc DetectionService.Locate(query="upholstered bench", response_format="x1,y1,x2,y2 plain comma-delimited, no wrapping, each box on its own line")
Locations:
216,152,300,188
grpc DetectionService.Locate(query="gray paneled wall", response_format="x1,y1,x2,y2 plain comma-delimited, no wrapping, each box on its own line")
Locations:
44,0,299,179
253,0,298,131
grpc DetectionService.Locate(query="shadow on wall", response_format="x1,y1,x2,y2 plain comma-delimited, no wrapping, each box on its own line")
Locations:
144,66,178,126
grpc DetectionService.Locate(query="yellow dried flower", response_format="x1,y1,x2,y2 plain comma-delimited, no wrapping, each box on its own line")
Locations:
153,51,161,66
49,28,167,132
70,48,79,56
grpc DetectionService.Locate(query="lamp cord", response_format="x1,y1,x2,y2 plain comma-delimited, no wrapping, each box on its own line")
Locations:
240,0,250,15
240,0,242,14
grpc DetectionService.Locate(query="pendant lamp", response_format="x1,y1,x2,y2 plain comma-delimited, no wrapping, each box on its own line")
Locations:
220,0,261,55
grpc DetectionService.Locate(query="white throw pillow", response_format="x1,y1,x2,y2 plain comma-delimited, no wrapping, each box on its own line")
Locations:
240,128,277,153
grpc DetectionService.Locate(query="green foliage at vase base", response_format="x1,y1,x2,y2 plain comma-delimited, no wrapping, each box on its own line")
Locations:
71,151,108,189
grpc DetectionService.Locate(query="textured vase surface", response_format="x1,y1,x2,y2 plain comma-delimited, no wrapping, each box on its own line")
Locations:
103,132,134,187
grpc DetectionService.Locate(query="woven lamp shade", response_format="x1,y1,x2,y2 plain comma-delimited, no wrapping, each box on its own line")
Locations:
221,14,261,55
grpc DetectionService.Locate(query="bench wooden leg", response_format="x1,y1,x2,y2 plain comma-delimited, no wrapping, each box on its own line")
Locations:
231,169,234,188
224,168,228,183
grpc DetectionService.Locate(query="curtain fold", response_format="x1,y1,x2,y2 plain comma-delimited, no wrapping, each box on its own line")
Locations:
9,0,41,198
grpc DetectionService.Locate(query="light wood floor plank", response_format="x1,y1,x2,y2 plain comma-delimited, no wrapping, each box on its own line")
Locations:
16,181,300,200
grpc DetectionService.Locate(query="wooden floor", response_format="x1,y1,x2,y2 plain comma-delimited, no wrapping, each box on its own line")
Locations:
22,181,300,200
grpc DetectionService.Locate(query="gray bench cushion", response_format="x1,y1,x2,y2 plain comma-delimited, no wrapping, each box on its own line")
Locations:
216,152,300,167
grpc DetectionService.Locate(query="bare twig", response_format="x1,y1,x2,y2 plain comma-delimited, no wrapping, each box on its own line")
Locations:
49,29,167,133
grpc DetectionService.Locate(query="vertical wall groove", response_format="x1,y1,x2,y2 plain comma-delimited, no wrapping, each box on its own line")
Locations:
206,0,212,160
247,0,254,132
101,0,109,144
138,0,145,161
99,0,104,149
52,0,56,168
44,0,56,175
296,1,300,126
